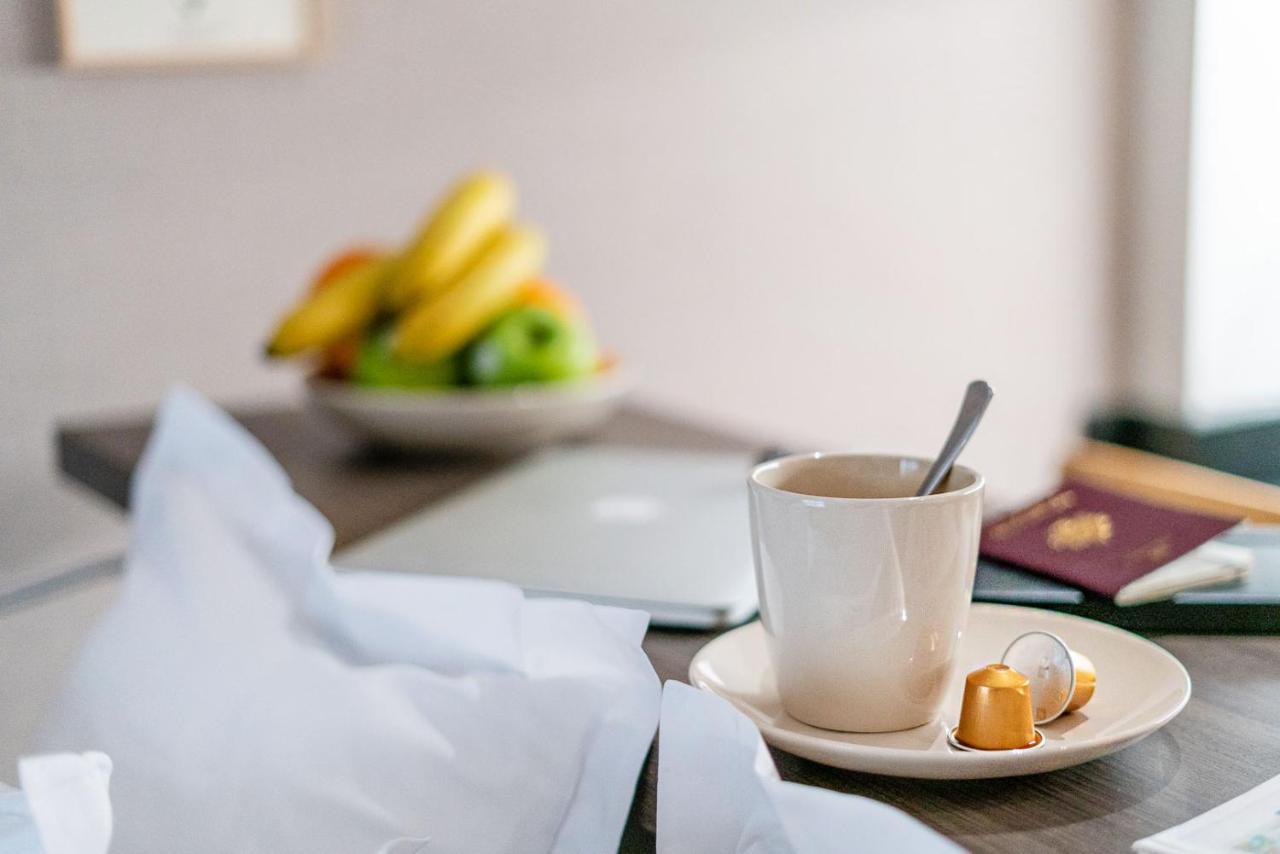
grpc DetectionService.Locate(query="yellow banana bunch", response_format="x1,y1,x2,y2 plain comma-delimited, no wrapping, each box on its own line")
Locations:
386,171,515,309
266,256,391,357
393,225,546,362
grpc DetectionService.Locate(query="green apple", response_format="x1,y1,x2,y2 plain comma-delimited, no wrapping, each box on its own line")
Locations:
462,307,597,386
353,327,457,388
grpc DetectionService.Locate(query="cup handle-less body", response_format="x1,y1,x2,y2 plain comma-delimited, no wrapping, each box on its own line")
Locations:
749,455,983,733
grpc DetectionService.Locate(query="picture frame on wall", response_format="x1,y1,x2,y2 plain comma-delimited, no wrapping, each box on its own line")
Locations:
56,0,324,69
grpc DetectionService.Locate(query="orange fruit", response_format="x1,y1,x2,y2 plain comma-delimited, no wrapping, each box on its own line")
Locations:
316,335,361,380
309,245,388,294
515,278,583,321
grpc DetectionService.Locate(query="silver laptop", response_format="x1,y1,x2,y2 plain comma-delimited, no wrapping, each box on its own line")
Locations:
335,446,759,628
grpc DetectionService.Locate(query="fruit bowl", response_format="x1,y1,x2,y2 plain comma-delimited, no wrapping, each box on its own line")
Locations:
305,367,631,453
271,170,627,452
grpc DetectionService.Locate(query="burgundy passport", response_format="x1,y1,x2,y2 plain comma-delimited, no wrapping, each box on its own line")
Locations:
980,481,1240,598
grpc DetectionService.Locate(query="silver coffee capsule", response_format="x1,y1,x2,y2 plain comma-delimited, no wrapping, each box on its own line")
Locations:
1000,631,1095,725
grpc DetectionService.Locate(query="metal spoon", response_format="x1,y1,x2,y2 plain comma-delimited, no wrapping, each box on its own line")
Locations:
915,380,993,497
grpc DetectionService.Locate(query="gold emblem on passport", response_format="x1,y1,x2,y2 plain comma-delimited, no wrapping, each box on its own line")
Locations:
1046,511,1113,551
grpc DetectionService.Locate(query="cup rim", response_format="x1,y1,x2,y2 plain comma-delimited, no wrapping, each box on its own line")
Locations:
749,452,984,506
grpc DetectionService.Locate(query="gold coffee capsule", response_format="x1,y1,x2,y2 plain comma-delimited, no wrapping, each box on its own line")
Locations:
950,664,1042,751
1067,649,1096,713
1001,631,1097,723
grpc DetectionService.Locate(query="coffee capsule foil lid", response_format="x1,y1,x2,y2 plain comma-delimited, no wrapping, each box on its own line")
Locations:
1001,631,1096,724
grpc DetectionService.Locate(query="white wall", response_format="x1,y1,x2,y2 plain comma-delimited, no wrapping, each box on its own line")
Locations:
0,0,1122,576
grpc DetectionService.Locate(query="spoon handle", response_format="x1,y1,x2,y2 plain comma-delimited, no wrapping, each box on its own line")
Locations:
915,380,993,497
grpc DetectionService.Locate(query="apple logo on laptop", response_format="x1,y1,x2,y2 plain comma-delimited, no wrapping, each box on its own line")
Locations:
589,494,665,525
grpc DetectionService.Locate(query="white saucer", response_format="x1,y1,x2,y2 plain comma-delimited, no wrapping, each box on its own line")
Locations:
688,603,1190,779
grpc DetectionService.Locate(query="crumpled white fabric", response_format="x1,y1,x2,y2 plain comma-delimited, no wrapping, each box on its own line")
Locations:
0,752,112,854
657,682,962,854
38,387,659,853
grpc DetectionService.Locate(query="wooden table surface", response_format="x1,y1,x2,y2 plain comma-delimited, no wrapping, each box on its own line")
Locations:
57,406,1280,853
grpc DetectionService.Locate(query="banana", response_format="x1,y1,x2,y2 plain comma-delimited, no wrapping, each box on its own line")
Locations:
387,171,516,309
266,256,391,357
393,225,546,362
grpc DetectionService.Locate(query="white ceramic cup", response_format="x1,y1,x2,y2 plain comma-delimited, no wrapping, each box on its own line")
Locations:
748,453,984,732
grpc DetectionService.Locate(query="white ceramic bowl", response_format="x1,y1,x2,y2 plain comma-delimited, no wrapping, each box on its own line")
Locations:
306,368,631,453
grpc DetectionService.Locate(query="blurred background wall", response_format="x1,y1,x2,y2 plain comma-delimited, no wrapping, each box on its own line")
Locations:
0,0,1122,576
